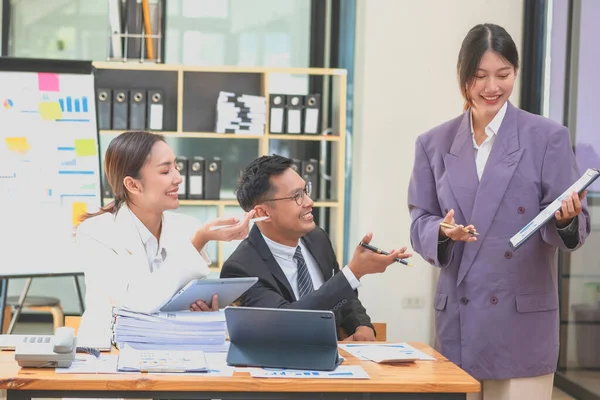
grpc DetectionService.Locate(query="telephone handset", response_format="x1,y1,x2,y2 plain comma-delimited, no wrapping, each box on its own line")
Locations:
15,327,76,368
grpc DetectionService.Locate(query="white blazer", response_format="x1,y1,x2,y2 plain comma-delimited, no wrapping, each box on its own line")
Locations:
75,204,211,342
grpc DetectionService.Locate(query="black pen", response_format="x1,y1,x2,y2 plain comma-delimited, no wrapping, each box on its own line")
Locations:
359,242,413,267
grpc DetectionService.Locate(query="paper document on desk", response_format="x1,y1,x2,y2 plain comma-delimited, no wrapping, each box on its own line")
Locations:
117,344,208,373
55,354,119,374
148,353,235,377
339,343,436,363
248,365,369,379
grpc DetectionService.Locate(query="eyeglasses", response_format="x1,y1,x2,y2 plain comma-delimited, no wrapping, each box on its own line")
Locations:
264,182,312,206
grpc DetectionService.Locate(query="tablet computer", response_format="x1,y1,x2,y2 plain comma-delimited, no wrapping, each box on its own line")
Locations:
224,306,340,371
160,277,258,312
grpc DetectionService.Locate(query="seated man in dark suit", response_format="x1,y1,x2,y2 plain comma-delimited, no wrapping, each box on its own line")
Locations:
221,155,412,341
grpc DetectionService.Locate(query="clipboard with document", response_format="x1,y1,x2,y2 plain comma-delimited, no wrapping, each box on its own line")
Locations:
509,168,599,250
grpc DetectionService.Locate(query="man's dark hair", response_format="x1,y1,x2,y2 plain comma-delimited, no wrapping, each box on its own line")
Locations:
236,155,293,211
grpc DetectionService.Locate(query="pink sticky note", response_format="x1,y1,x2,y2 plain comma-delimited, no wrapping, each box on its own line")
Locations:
38,73,60,92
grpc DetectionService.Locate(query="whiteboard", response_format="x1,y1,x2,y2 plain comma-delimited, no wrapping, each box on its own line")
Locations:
0,62,101,277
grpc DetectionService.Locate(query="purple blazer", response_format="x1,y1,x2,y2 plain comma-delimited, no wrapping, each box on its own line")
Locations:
408,101,590,380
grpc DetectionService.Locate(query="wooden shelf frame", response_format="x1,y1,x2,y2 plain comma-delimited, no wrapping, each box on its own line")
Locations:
93,62,347,269
99,130,340,141
103,199,340,208
93,62,347,76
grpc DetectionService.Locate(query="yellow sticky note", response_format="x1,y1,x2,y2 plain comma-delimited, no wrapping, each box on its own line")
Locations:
74,139,97,157
38,101,63,120
5,137,31,155
72,202,87,226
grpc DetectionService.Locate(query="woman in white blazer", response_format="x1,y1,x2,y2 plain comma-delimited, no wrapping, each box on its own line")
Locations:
76,131,254,341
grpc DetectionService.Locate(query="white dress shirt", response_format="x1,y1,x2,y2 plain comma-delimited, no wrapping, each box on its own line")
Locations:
470,101,508,180
76,204,212,342
129,208,167,273
261,233,361,300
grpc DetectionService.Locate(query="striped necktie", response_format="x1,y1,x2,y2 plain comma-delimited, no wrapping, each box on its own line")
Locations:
294,246,314,298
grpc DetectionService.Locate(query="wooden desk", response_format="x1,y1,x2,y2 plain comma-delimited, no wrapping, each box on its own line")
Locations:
0,342,479,400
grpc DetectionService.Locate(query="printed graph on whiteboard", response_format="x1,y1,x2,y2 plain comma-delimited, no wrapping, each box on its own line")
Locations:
0,71,101,231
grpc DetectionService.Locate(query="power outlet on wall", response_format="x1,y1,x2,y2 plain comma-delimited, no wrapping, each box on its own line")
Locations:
402,296,426,309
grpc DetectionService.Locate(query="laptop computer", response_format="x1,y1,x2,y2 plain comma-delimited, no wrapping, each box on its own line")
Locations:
224,306,340,371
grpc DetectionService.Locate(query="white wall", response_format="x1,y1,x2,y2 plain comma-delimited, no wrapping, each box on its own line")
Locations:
350,0,524,343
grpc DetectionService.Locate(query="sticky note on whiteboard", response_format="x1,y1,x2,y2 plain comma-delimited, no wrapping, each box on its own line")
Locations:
72,202,87,226
38,73,60,92
39,101,63,120
74,139,97,157
5,137,31,155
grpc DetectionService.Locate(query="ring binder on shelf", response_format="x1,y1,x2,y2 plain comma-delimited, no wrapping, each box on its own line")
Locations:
175,157,188,200
97,88,112,130
290,158,302,174
205,158,222,200
112,90,129,130
302,159,319,200
129,90,147,130
285,95,302,134
147,90,164,130
303,94,321,135
188,157,205,200
269,94,286,134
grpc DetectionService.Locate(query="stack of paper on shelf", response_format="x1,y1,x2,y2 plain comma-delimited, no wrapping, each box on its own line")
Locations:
111,307,228,352
215,91,266,134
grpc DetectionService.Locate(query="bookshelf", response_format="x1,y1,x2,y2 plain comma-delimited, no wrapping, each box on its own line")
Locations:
92,62,347,269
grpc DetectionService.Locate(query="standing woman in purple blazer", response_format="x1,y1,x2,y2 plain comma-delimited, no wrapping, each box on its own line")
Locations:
408,23,590,400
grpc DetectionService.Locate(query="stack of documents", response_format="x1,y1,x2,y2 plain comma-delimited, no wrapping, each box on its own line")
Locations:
215,91,266,134
111,308,228,352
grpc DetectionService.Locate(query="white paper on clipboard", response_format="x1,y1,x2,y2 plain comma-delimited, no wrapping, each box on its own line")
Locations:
509,168,600,250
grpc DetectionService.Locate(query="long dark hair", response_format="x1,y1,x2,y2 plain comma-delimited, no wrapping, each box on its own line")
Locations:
457,23,519,111
81,131,165,221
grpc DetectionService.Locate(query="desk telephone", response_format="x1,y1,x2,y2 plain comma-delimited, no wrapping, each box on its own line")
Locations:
14,327,76,368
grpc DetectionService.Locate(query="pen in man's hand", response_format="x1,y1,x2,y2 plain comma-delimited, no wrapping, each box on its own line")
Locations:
359,242,413,267
439,222,479,236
